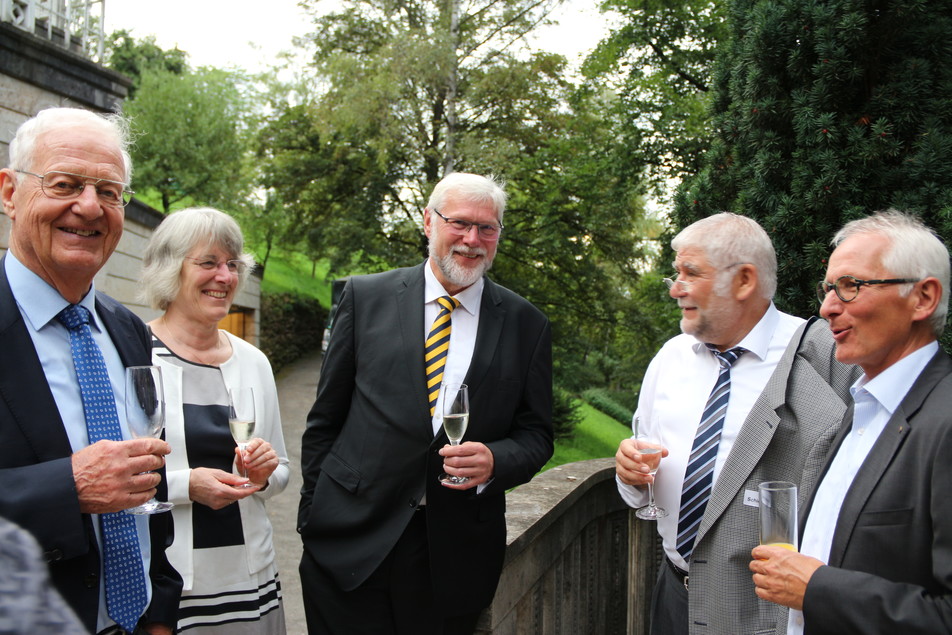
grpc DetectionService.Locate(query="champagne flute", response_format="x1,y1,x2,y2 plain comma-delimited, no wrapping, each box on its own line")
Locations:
124,365,174,515
634,415,666,520
438,383,470,485
228,387,257,488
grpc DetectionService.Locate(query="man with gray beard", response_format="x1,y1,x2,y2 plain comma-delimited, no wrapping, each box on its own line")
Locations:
615,213,857,635
299,172,553,635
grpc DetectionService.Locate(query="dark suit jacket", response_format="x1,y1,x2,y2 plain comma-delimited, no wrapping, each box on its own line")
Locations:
0,257,182,633
801,349,952,634
299,263,553,615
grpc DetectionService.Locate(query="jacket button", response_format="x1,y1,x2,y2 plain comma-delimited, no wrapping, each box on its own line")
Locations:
408,499,417,508
43,548,63,562
84,573,98,588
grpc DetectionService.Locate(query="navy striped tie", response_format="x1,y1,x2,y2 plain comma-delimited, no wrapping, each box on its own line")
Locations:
676,345,746,561
425,296,460,416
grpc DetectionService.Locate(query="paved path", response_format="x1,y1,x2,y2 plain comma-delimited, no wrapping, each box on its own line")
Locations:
270,349,322,635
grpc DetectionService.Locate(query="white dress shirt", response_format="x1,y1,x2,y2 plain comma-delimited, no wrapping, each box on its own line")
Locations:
4,252,153,633
786,341,938,635
617,303,803,571
423,260,483,435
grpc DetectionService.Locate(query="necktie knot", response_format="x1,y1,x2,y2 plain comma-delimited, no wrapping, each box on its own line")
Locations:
57,304,91,330
709,345,746,369
437,295,460,313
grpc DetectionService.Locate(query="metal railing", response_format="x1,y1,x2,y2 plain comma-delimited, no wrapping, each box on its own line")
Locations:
0,0,105,60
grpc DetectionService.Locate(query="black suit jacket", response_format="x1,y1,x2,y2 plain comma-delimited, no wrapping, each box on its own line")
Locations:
299,263,553,615
801,349,952,634
0,257,182,632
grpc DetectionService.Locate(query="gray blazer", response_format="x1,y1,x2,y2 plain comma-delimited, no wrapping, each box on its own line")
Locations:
801,349,952,634
687,317,860,635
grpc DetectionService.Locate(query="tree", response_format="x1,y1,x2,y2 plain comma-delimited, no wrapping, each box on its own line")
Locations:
677,0,952,323
584,0,727,196
260,0,668,393
123,67,253,214
105,30,189,98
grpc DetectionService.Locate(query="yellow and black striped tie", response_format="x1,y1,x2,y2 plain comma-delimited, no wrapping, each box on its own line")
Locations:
425,295,460,415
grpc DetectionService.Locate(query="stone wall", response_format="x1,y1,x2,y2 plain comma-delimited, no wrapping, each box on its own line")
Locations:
477,458,661,634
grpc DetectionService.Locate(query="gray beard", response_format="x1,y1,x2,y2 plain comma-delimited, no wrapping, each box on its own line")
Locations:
430,244,492,289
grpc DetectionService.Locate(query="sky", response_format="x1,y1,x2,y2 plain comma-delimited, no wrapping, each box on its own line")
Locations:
103,0,614,73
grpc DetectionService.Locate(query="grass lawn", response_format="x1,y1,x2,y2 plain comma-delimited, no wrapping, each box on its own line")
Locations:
258,252,332,305
544,400,632,471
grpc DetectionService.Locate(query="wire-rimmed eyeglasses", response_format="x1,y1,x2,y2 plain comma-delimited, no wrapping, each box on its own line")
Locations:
185,256,248,276
816,275,920,303
16,170,134,208
430,208,503,241
663,262,747,290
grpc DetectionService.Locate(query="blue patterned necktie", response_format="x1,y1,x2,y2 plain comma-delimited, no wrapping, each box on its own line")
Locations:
57,305,148,632
425,295,461,416
676,345,747,561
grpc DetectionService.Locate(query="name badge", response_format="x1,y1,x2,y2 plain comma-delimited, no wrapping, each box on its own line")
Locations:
744,489,760,507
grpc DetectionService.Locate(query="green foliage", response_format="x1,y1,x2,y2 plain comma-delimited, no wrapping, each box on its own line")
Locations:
544,400,632,470
553,387,584,441
105,30,189,98
584,0,727,195
581,387,633,425
259,292,327,374
677,0,952,322
124,67,253,214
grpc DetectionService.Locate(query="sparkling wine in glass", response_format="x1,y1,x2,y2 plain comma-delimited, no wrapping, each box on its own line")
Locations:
124,365,174,515
439,383,470,485
634,415,666,520
228,387,257,488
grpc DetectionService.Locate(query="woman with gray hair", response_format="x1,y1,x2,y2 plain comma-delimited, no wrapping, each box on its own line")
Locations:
141,207,289,633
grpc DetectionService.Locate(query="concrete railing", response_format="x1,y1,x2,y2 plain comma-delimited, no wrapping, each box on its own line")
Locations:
477,458,661,634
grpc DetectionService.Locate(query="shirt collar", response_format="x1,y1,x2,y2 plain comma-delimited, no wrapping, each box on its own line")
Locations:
851,341,939,415
5,251,101,332
423,259,484,316
691,302,780,362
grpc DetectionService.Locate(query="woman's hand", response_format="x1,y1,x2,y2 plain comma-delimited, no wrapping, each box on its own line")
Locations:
238,438,279,490
189,467,258,509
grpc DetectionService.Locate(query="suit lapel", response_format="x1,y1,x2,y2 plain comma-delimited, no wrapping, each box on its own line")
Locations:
697,320,808,540
0,258,73,459
826,351,948,566
394,265,431,426
463,278,504,401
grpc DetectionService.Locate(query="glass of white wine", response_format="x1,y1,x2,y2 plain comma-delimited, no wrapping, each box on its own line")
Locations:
228,387,257,488
634,415,666,520
124,365,174,514
438,383,470,485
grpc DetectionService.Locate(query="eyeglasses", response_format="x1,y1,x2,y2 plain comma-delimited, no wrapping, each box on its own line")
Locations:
816,275,920,303
185,256,248,275
663,262,747,290
430,208,503,241
16,170,134,208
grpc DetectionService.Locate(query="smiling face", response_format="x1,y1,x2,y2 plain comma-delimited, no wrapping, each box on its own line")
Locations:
1,125,126,303
670,246,743,348
423,193,500,295
172,244,238,326
820,233,934,378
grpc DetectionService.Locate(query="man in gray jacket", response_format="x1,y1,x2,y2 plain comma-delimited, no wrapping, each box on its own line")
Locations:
616,213,858,635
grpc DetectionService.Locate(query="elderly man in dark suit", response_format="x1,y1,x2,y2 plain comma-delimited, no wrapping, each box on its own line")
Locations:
751,210,952,634
298,172,553,635
0,107,181,634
